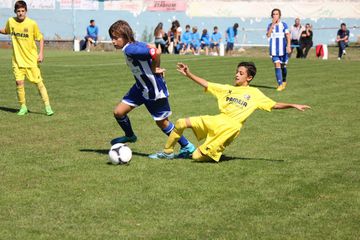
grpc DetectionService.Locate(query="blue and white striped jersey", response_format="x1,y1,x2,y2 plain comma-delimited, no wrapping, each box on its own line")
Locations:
122,42,169,101
267,21,289,56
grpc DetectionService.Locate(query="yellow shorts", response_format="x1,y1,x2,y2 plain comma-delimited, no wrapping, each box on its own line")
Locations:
13,65,43,83
189,114,241,162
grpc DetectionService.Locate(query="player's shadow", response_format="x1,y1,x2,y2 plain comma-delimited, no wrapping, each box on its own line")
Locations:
0,106,18,113
79,149,284,163
0,106,43,115
79,149,149,157
250,84,277,90
192,155,284,163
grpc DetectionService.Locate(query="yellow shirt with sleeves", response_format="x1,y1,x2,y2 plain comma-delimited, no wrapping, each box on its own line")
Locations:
5,17,43,68
206,82,276,127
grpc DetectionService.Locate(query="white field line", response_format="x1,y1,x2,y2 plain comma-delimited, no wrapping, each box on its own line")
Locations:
44,57,220,67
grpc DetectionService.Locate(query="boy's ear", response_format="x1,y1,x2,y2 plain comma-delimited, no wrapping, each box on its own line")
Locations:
247,76,253,82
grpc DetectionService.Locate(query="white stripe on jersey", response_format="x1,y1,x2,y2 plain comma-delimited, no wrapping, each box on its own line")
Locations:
138,60,167,99
269,21,288,56
125,57,167,100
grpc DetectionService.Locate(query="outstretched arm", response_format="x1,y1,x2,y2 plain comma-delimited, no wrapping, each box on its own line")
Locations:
0,28,7,34
176,62,208,88
273,102,311,111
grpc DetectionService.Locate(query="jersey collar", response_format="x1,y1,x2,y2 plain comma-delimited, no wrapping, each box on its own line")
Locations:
122,43,130,52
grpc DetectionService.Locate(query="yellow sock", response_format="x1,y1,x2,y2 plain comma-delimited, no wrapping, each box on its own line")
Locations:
36,81,50,106
16,85,26,106
164,119,187,154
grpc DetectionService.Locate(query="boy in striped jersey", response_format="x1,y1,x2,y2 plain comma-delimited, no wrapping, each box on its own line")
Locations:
108,20,195,158
266,8,291,91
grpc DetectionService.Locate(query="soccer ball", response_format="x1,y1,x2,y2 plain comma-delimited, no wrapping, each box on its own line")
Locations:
108,143,132,165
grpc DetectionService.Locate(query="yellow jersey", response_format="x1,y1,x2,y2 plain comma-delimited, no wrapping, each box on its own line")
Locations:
5,17,43,68
206,82,276,127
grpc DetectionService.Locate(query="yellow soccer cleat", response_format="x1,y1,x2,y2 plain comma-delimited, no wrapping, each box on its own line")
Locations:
276,84,285,92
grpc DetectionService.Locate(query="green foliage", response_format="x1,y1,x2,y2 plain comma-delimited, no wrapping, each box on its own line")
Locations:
0,49,359,239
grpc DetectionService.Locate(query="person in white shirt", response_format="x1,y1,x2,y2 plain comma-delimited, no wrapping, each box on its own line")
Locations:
289,18,304,58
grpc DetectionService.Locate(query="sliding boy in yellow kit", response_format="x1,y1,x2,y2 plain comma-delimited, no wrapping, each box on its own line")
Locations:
0,1,54,116
149,62,310,162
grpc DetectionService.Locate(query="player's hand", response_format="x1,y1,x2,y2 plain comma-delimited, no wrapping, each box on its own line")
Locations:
286,45,291,54
294,104,311,111
177,62,189,76
155,67,166,77
38,53,44,63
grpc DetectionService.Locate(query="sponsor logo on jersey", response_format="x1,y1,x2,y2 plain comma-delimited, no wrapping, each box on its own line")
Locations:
226,96,247,107
11,31,29,38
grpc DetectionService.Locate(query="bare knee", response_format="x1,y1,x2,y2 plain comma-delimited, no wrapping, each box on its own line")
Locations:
156,118,169,129
16,80,24,87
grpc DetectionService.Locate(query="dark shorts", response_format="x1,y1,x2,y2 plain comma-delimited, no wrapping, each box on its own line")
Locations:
226,42,234,51
122,84,172,121
85,35,97,41
210,43,219,48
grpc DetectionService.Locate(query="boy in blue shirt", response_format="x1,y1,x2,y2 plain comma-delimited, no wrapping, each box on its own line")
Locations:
179,25,192,54
210,26,222,55
225,23,239,55
85,19,98,52
190,26,200,55
108,20,195,157
200,29,210,55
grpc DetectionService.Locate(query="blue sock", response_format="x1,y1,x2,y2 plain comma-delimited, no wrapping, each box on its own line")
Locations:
275,68,283,85
282,66,287,82
115,115,135,137
162,121,189,148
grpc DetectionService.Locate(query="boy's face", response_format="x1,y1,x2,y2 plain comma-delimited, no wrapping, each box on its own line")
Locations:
111,37,127,49
272,10,280,22
234,66,252,86
15,7,27,21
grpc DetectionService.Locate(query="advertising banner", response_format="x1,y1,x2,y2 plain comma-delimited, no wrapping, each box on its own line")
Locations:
104,0,143,15
145,0,187,12
60,0,99,10
28,0,56,10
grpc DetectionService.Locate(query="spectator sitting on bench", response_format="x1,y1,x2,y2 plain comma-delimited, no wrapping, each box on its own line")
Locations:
85,19,98,52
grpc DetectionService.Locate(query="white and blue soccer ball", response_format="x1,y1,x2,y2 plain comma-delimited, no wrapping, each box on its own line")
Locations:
108,143,132,165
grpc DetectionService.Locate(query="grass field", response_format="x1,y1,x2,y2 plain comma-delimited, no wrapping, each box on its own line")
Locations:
0,47,359,239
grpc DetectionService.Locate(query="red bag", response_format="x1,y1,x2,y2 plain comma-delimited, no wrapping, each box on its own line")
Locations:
316,44,324,57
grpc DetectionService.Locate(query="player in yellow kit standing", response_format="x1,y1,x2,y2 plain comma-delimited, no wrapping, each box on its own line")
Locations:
0,1,54,116
149,61,311,162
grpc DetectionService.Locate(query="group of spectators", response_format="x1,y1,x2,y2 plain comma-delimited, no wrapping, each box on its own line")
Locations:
290,18,350,60
153,20,239,56
83,18,350,60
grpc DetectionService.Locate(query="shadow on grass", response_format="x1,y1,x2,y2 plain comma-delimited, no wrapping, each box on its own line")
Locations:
192,155,285,164
0,106,43,115
250,84,277,90
79,149,149,157
0,106,18,113
80,149,284,163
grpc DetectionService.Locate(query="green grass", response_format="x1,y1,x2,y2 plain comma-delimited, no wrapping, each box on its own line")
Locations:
0,48,359,239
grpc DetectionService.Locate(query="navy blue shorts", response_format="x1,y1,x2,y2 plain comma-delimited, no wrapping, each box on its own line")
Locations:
226,42,234,51
122,84,172,121
210,43,219,48
271,54,289,64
